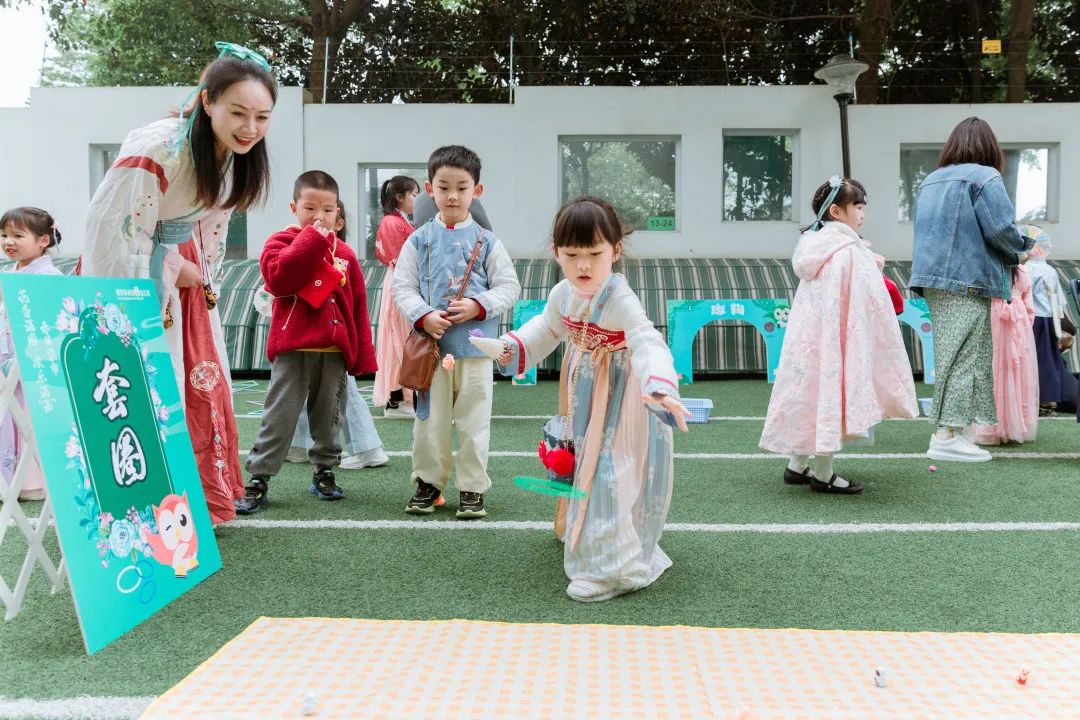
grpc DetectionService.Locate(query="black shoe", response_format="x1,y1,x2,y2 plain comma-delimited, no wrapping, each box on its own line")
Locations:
310,467,345,501
235,478,269,514
809,474,864,494
456,491,487,519
406,479,441,514
783,466,813,485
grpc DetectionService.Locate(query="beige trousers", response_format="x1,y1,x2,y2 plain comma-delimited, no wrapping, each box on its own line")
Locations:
411,357,493,493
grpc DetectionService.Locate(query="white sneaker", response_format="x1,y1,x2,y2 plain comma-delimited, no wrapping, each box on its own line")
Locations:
284,447,308,463
927,432,992,462
382,405,416,419
566,579,628,603
340,447,390,469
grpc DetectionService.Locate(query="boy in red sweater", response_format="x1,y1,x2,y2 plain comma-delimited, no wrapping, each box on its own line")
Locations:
236,171,376,514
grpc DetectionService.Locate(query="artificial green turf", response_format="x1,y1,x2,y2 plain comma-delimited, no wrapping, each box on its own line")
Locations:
3,529,1080,699
2,378,1079,701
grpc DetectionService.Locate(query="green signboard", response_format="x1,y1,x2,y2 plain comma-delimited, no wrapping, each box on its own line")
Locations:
0,276,221,654
645,216,676,231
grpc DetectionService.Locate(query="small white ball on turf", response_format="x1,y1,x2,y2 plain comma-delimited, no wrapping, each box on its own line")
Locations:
301,692,318,715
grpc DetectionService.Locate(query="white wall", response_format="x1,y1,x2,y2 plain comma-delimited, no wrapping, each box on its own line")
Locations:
302,101,515,260
2,84,1077,260
0,86,305,260
852,102,1078,259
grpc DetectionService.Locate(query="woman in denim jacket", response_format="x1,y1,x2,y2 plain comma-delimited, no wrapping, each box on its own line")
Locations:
911,117,1034,463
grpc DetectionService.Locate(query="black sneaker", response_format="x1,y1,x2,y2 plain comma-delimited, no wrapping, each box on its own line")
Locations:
405,479,441,514
235,478,269,515
310,467,345,501
456,491,487,519
783,466,813,485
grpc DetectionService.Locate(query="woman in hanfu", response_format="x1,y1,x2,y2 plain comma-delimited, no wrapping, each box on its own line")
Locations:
497,197,689,602
82,43,277,524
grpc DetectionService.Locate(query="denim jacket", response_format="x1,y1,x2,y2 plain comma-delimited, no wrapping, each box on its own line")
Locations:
910,163,1034,300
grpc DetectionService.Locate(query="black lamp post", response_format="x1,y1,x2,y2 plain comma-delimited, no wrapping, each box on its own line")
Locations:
814,55,869,178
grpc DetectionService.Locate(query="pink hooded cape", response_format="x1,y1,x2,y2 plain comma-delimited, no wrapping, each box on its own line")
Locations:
760,222,918,455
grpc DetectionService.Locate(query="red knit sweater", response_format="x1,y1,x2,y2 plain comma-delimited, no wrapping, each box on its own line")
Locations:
261,224,377,376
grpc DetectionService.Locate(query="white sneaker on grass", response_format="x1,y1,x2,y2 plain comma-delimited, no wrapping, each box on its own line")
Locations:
382,404,416,419
927,432,992,462
340,447,390,469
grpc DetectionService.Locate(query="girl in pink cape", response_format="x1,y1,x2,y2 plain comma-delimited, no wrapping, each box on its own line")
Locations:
759,177,918,493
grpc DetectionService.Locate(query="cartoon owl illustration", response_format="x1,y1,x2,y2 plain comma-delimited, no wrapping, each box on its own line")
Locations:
141,491,200,578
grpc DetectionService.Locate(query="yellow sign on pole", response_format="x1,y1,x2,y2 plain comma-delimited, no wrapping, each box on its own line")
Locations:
982,39,1002,54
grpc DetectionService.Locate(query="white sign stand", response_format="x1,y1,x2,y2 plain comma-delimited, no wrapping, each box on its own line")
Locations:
0,358,67,621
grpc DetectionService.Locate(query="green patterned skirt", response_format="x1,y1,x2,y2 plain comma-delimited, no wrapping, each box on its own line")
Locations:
924,289,997,427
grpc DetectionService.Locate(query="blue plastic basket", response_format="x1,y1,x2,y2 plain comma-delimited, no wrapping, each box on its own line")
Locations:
682,398,713,424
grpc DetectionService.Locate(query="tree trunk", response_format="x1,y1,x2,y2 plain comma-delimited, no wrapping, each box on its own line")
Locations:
308,1,331,102
306,0,365,103
966,0,983,103
1006,0,1035,102
855,0,891,104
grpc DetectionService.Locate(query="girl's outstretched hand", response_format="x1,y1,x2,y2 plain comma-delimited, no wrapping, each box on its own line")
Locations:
643,393,691,432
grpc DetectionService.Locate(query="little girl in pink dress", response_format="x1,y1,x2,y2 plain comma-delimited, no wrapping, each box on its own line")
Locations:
971,267,1038,444
759,177,918,494
1,207,64,501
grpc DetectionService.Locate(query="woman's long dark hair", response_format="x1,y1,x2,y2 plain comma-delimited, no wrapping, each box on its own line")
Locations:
937,117,1005,172
189,56,277,212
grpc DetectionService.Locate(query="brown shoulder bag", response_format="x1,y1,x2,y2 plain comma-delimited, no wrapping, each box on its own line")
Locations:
398,230,485,391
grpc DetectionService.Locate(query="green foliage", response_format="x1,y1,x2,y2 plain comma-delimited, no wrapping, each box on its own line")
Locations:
723,135,794,222
560,140,676,231
39,0,266,87
29,0,1080,103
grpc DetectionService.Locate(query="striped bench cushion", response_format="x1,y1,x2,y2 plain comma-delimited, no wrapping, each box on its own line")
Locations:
18,257,1080,376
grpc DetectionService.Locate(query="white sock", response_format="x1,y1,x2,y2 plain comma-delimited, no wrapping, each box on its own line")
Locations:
812,454,850,488
787,454,810,473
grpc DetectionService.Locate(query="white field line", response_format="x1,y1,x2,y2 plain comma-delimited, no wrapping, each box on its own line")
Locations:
237,449,1080,460
225,518,1080,534
0,696,154,720
14,518,1080,535
234,413,1080,422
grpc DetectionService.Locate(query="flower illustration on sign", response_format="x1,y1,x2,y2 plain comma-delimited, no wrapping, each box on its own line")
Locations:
108,519,137,558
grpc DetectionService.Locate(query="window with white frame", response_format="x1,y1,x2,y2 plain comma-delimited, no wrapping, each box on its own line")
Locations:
89,144,121,195
359,164,427,259
722,132,795,222
559,137,678,232
899,144,1055,223
88,143,248,260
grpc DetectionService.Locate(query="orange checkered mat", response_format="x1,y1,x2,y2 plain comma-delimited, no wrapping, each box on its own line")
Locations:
141,617,1080,719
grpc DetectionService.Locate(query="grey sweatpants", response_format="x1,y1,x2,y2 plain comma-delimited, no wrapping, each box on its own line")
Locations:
246,351,347,478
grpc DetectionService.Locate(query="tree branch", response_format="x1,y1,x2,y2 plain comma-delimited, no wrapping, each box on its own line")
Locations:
214,1,313,30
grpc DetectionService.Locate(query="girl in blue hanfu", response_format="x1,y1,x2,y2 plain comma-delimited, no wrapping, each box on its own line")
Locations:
81,43,278,524
494,196,689,602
